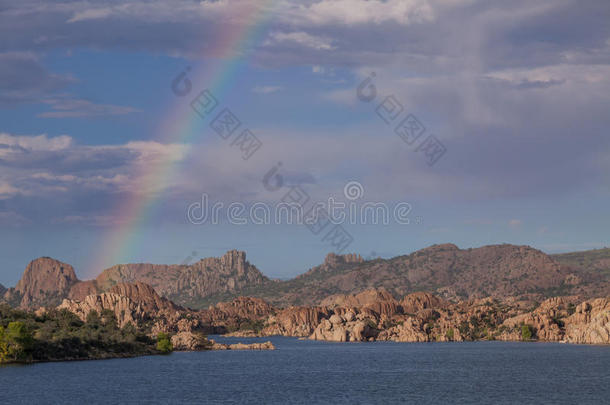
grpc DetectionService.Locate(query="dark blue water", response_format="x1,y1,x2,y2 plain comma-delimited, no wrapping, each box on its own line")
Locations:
1,336,609,404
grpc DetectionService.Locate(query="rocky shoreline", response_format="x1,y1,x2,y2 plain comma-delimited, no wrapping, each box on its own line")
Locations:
214,291,610,345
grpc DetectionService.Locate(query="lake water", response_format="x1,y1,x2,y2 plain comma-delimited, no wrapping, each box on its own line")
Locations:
1,336,609,404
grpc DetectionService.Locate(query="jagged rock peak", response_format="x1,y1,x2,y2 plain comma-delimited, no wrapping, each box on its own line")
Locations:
199,250,248,275
324,253,364,267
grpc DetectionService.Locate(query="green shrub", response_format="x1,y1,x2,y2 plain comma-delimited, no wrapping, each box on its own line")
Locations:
239,319,265,333
156,333,173,354
521,324,533,341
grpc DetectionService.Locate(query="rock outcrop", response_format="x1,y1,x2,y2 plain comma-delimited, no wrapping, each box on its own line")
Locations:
68,280,99,301
11,258,79,308
262,306,330,337
58,282,185,330
95,250,269,307
564,298,610,344
401,292,448,314
499,296,578,341
58,292,146,328
321,288,395,308
209,340,275,351
320,288,401,319
109,282,181,313
199,297,274,333
377,318,430,342
322,253,364,267
171,331,211,351
310,311,378,342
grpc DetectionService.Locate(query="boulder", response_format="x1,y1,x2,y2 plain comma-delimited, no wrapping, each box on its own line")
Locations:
171,332,210,351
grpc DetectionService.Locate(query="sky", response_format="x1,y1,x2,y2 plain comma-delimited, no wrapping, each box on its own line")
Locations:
1,0,610,285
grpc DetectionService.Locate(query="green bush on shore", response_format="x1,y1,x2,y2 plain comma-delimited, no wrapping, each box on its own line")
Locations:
0,321,34,362
156,333,173,354
521,324,533,341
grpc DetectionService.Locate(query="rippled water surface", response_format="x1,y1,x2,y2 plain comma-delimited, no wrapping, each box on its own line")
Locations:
1,336,609,404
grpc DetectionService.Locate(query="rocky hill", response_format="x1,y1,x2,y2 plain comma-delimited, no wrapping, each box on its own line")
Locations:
551,248,610,297
552,247,610,271
205,244,605,308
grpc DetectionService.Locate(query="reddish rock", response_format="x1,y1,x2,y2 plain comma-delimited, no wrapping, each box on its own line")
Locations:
68,280,99,301
263,306,330,336
58,292,146,328
109,282,181,313
564,298,610,344
199,296,274,331
14,257,79,308
95,250,268,306
401,292,448,314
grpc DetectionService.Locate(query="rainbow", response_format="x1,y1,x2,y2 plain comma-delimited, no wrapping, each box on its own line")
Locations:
86,0,278,277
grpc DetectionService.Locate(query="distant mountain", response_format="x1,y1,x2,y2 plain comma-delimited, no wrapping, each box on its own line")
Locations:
0,283,6,296
209,244,606,307
4,244,609,310
551,247,610,276
550,248,610,297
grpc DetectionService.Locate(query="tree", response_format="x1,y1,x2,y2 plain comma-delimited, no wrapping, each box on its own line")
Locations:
0,321,33,362
521,324,533,341
86,310,101,327
156,333,173,354
0,326,8,362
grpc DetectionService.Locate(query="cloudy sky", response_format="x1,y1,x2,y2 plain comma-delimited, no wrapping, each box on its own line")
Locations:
1,0,609,284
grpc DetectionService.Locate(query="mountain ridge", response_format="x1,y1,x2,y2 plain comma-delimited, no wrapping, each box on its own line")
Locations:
3,243,609,310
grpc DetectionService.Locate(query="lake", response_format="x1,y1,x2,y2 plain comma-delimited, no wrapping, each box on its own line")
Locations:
1,336,609,404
